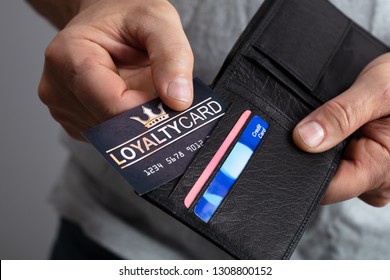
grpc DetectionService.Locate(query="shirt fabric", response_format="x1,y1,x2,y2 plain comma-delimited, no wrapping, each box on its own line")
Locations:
49,0,390,259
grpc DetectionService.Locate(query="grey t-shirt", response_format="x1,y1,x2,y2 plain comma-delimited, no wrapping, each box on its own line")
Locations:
49,0,390,259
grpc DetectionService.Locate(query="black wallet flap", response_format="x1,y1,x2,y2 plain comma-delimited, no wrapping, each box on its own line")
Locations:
253,0,350,91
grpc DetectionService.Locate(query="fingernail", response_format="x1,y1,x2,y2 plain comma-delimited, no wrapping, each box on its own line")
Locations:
167,77,192,102
297,121,325,148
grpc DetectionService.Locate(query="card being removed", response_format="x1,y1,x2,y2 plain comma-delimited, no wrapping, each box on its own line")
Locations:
83,78,226,195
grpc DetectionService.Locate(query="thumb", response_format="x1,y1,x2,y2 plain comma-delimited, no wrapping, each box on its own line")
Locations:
293,83,388,153
134,2,194,111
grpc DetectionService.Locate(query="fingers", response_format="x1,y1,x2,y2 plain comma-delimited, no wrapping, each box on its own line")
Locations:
127,1,194,111
292,53,390,206
42,30,155,120
321,139,390,207
321,140,380,205
321,117,390,207
293,83,390,153
295,91,390,155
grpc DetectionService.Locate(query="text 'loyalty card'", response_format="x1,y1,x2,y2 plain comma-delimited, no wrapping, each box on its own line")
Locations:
83,78,227,195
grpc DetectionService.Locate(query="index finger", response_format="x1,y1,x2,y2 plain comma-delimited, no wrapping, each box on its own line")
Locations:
50,32,154,122
321,137,388,206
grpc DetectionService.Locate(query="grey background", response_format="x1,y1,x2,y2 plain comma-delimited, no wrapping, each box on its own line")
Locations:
0,1,67,259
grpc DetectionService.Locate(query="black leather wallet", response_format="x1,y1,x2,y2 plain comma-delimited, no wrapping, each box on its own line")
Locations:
144,0,389,259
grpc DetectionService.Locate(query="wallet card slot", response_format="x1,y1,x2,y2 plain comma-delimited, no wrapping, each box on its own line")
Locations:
168,97,253,204
243,49,323,110
184,110,252,209
143,0,389,260
311,26,390,102
220,65,311,131
199,114,339,259
252,0,350,92
192,114,270,224
214,77,341,162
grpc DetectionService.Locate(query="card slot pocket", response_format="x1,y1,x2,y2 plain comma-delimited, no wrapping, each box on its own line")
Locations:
190,113,271,223
146,80,342,259
251,0,350,92
168,73,340,204
243,48,323,109
138,0,389,259
217,58,317,128
168,97,252,203
194,114,340,259
219,75,312,134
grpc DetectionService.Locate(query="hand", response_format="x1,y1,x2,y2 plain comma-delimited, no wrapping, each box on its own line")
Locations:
293,53,390,207
35,0,194,140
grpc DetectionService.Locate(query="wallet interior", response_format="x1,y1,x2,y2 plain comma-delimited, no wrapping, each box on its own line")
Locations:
144,0,389,259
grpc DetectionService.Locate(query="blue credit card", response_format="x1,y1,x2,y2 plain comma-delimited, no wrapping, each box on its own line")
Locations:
194,115,268,222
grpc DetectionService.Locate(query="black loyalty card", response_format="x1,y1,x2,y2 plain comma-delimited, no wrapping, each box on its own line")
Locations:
83,78,227,195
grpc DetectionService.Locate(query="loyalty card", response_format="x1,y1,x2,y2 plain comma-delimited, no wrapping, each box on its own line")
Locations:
83,78,227,195
194,115,269,222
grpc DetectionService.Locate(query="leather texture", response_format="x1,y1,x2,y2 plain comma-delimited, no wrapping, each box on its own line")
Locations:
144,0,389,259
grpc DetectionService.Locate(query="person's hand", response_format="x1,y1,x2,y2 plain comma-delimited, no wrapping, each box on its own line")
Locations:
36,0,194,140
293,53,390,207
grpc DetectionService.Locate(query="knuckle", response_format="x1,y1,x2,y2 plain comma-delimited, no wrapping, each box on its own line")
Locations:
363,166,390,208
70,56,95,89
37,80,63,109
161,44,194,65
323,99,355,134
379,87,390,115
44,33,66,67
